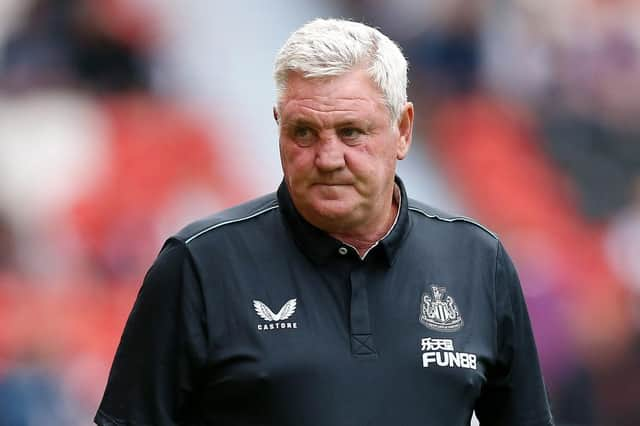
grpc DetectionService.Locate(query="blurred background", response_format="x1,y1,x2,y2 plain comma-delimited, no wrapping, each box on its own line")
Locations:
0,0,638,424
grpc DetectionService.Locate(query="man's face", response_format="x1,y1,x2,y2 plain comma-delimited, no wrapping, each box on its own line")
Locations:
277,68,413,235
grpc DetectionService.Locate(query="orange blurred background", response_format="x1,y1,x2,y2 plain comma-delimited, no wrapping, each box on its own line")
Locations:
0,1,639,424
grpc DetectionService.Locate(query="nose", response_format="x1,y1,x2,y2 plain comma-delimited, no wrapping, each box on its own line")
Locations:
314,135,345,172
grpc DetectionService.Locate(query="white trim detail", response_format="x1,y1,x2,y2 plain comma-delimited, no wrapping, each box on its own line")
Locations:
408,207,498,240
185,204,279,244
358,186,402,260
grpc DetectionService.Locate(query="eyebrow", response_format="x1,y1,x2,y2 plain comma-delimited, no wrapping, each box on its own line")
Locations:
335,120,369,128
282,117,371,129
282,117,318,129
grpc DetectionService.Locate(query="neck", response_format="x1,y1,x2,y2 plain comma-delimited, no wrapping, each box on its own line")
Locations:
330,186,400,257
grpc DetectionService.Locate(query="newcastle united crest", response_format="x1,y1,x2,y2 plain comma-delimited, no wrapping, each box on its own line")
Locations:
420,286,463,332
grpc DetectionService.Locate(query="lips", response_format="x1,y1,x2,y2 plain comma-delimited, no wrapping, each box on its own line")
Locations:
312,181,353,186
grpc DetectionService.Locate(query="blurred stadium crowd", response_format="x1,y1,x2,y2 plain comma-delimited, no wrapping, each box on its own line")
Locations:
0,0,639,424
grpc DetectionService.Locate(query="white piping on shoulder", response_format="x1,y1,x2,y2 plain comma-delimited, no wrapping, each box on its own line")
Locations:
185,204,279,244
408,207,498,240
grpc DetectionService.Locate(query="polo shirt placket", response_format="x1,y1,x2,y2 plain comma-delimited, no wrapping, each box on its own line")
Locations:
349,262,377,358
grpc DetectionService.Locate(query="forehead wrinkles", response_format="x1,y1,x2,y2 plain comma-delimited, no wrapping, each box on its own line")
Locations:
283,98,377,129
292,96,374,113
281,92,386,121
279,69,387,114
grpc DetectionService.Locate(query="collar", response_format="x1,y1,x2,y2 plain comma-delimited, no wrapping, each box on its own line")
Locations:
277,175,412,266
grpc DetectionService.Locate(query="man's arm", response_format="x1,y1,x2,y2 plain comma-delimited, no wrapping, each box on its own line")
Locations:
95,238,208,426
474,242,554,426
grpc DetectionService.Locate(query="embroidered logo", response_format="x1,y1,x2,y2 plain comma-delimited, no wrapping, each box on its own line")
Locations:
253,299,297,331
419,286,463,332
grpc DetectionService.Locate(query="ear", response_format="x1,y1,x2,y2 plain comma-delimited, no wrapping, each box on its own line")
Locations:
396,102,413,160
273,106,279,124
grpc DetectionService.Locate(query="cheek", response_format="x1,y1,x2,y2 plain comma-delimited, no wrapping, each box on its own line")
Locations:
346,144,394,177
281,143,314,176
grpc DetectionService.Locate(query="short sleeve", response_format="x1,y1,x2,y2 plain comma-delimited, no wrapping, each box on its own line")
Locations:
474,242,554,426
94,238,208,426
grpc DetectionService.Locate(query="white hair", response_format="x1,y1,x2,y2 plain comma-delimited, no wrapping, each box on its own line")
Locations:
274,18,409,123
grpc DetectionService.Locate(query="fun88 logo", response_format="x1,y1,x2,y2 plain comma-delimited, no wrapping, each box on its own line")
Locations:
420,337,477,370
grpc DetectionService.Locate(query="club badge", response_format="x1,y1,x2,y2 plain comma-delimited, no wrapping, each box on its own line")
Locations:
419,286,463,332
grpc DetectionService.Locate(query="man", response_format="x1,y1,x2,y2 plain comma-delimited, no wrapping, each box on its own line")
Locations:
95,18,554,426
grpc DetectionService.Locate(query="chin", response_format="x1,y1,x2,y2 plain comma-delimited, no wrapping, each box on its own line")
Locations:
305,202,359,229
311,198,353,215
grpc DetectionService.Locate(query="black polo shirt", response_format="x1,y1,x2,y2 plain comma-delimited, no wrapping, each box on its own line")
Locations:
95,176,553,426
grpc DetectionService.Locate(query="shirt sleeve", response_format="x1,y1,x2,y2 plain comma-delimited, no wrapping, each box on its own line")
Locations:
474,242,554,426
94,238,208,426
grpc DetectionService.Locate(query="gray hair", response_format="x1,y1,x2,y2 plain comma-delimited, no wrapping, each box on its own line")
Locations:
274,18,409,123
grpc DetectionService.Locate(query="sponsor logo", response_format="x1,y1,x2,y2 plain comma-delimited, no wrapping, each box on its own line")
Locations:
253,298,297,331
420,337,477,370
419,285,463,332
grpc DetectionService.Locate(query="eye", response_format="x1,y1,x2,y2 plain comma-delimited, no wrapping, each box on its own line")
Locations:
291,126,315,146
338,127,364,143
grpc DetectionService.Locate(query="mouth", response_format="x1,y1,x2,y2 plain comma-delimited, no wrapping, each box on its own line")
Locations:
312,181,353,187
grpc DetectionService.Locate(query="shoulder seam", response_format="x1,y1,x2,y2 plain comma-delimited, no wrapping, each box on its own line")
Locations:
408,206,498,240
185,203,279,244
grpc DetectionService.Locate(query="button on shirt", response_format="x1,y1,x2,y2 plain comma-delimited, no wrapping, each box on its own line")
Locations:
95,176,554,426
